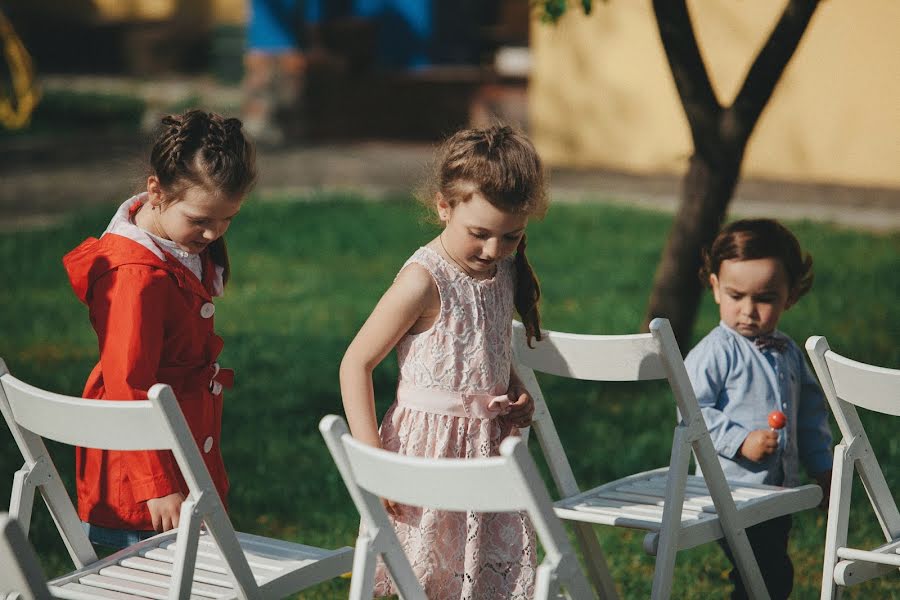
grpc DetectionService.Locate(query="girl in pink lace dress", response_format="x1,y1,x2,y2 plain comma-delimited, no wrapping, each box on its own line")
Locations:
340,126,549,599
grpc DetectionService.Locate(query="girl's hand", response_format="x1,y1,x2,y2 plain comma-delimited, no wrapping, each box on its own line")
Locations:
147,492,185,532
738,429,778,463
382,497,402,518
505,382,535,428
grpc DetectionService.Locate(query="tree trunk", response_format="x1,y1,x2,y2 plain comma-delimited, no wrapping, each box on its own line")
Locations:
644,0,821,351
646,153,740,347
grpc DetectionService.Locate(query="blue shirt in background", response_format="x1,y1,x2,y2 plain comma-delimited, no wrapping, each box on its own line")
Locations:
684,322,833,487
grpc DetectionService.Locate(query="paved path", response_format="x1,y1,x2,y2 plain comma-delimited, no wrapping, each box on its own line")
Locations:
2,135,898,233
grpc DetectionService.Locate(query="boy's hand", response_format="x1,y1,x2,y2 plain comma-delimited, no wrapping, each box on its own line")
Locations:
739,429,778,463
147,492,185,532
505,383,535,428
814,470,833,509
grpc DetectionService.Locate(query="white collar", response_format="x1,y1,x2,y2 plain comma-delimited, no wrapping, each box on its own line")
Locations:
102,192,225,296
102,193,167,261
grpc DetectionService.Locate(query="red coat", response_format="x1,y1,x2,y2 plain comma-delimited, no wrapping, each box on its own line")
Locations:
63,201,231,530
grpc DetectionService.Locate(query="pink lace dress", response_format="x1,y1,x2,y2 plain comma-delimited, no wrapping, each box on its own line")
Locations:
374,246,537,599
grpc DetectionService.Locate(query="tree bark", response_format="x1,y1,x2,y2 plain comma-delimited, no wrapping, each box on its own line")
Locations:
644,0,820,350
646,154,740,347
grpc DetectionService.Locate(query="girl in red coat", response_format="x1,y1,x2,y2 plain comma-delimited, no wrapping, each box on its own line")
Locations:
63,110,256,549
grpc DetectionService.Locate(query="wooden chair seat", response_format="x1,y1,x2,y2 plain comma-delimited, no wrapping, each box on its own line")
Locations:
555,470,821,553
49,530,351,599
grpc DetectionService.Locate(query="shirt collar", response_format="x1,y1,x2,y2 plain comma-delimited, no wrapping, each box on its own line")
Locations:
102,193,167,261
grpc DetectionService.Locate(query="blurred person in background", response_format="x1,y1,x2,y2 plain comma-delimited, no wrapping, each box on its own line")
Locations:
242,0,308,145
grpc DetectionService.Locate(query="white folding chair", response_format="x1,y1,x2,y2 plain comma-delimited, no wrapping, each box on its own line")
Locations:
0,358,353,600
806,336,900,599
511,317,824,600
1,512,53,600
319,414,595,600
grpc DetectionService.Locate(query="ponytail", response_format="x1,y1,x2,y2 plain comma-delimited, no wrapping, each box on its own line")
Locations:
207,237,230,286
514,234,542,347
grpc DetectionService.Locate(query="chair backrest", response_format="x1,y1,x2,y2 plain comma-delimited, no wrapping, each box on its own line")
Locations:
320,414,593,599
511,318,713,498
0,358,258,595
0,360,216,489
805,336,900,536
0,513,52,600
806,336,900,423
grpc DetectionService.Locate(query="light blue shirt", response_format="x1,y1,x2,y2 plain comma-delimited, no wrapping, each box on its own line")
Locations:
684,323,833,486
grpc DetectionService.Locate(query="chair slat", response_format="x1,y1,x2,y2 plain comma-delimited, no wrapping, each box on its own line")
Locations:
836,544,900,567
2,375,171,450
117,557,234,589
141,548,265,582
513,323,666,381
232,531,338,560
168,537,293,572
56,581,150,600
342,435,522,512
98,565,233,598
78,573,208,600
826,352,900,416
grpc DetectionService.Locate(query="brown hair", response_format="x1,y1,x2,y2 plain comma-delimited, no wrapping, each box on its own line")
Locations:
700,218,814,300
421,125,549,346
149,109,257,285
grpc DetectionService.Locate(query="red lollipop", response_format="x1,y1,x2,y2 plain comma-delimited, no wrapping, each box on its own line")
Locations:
768,410,786,430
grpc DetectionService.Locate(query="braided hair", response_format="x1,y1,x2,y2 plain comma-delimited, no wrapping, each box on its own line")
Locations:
148,110,257,284
421,125,548,346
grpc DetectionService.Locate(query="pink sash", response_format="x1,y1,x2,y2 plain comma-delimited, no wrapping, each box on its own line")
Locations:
396,381,511,420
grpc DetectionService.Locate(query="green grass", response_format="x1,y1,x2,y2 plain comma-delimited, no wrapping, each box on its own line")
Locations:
1,195,897,598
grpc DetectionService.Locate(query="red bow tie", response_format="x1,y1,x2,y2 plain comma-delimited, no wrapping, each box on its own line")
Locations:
755,334,788,353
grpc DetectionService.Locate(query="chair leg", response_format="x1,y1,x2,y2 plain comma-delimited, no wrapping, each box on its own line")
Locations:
381,539,425,600
821,445,853,600
348,536,377,600
650,429,692,600
168,500,202,600
572,521,619,599
534,564,555,600
9,468,35,537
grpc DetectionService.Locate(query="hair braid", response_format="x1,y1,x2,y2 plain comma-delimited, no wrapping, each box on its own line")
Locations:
514,234,543,346
147,109,257,286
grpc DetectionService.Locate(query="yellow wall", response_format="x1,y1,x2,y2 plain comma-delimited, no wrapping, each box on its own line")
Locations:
530,0,900,188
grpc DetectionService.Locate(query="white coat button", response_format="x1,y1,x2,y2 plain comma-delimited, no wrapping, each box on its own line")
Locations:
210,381,223,395
200,303,215,318
203,437,214,453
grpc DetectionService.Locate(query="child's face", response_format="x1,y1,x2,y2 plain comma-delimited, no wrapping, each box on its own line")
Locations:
438,192,528,277
710,257,795,337
148,177,243,255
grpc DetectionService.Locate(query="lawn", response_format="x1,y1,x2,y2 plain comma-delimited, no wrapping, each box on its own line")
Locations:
1,195,897,598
